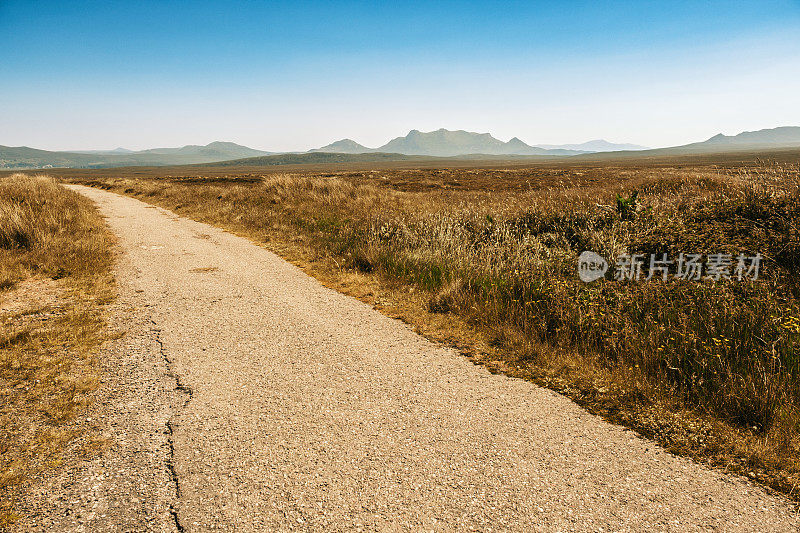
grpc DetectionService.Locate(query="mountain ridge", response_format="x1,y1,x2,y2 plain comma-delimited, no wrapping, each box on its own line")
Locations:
312,129,588,157
311,139,372,153
695,126,800,147
4,126,800,170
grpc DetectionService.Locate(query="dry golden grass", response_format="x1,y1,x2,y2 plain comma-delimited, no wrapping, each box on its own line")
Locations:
0,174,114,526
69,162,800,499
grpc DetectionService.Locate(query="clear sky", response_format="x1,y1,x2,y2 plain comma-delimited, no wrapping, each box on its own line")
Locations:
2,0,800,151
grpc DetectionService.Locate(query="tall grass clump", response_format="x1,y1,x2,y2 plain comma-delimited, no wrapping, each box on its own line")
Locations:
1,174,114,526
0,174,113,288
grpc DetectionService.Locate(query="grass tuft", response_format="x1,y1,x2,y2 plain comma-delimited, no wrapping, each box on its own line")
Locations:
0,174,114,526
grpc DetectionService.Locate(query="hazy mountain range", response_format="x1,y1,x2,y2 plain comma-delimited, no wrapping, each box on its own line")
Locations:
313,131,648,156
674,126,800,151
0,142,271,169
312,129,601,156
536,139,649,151
578,126,800,161
2,127,799,169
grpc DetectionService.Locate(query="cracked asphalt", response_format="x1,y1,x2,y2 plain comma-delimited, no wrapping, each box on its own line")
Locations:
35,184,800,531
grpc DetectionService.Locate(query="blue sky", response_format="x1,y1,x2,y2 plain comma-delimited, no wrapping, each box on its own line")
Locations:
2,1,800,151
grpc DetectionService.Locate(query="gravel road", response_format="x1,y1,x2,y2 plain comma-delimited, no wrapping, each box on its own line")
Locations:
47,185,799,531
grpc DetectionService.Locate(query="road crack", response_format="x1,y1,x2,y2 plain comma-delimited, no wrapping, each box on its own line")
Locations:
151,320,193,533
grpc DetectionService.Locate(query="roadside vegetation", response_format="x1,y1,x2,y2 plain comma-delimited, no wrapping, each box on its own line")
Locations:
0,174,114,526
73,162,800,499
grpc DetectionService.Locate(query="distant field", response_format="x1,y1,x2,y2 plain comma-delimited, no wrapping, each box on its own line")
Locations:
52,153,800,500
3,145,800,181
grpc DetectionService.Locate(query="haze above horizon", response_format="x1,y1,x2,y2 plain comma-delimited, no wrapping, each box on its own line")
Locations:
2,1,799,152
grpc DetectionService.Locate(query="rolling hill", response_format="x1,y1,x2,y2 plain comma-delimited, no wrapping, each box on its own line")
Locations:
0,141,271,169
676,126,800,151
133,141,268,159
311,139,372,154
572,126,800,161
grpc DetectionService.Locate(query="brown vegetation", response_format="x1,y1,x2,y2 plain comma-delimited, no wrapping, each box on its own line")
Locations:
67,161,800,499
0,175,114,526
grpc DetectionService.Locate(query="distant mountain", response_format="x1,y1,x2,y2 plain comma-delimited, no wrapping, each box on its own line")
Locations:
536,139,649,152
135,141,268,159
590,126,800,159
73,147,134,155
687,126,800,149
567,126,800,161
377,129,503,156
375,129,585,156
501,137,548,155
0,146,104,169
312,129,584,157
0,141,271,169
311,139,372,154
